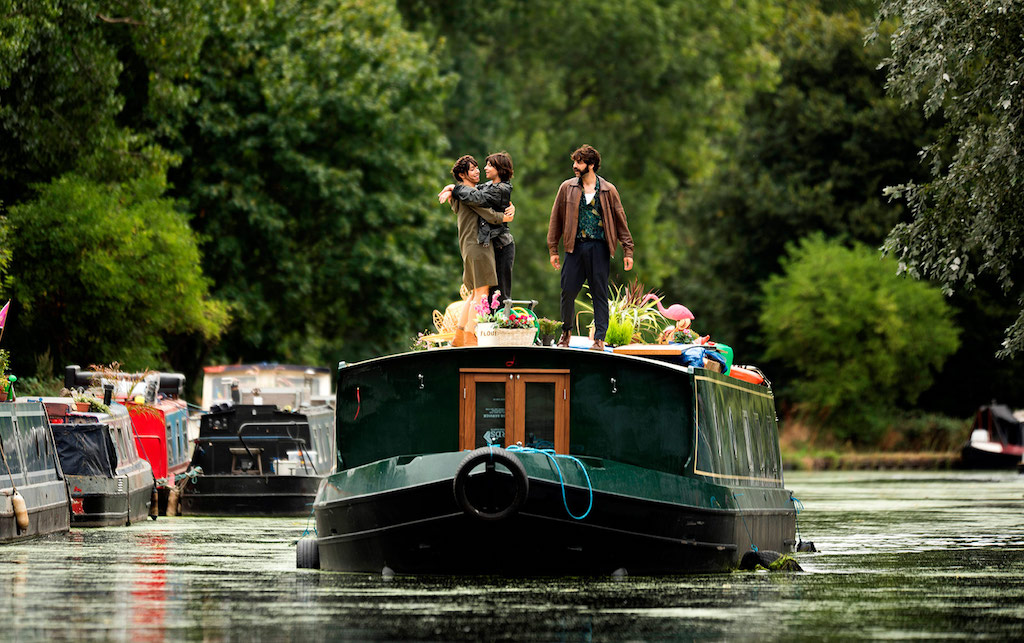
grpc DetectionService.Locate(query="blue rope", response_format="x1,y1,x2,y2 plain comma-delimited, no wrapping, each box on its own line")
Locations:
790,494,804,542
301,502,317,537
733,492,758,552
506,445,593,520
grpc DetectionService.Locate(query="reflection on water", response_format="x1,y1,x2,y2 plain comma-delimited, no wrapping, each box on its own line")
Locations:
0,471,1022,640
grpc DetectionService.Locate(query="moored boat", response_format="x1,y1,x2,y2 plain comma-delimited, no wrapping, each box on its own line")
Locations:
0,401,71,542
306,344,797,575
960,403,1024,469
179,364,336,516
44,397,156,527
65,366,193,514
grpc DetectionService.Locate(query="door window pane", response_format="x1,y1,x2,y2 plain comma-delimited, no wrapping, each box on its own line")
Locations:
523,382,556,449
474,382,506,447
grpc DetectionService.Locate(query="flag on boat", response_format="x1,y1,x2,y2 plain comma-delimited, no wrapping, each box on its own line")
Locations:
0,300,8,329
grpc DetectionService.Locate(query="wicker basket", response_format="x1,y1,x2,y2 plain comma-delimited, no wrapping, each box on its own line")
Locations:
494,327,536,346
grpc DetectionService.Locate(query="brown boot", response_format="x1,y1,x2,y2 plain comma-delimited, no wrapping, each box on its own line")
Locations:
590,339,606,351
465,331,478,346
452,327,465,347
556,331,571,347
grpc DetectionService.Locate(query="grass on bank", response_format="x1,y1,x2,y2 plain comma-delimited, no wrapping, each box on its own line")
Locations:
780,412,972,470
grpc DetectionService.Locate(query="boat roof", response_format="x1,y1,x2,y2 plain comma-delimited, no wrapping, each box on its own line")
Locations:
203,363,330,374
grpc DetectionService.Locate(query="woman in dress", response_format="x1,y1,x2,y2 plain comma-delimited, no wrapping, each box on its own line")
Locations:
445,155,514,346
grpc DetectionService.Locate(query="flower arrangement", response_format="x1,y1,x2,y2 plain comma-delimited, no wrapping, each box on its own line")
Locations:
474,290,503,324
495,312,534,329
410,330,432,351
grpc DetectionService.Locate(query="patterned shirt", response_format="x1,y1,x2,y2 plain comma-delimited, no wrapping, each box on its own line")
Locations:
575,177,605,241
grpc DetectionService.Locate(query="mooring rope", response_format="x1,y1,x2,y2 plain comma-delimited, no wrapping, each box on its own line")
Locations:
732,492,758,552
505,445,593,520
790,493,805,543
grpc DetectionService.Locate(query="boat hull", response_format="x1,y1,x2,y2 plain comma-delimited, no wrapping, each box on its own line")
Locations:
0,480,71,543
68,473,153,527
960,444,1023,470
314,452,795,575
180,473,321,516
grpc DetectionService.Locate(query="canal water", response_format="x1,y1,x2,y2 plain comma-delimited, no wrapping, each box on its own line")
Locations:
1,470,1022,641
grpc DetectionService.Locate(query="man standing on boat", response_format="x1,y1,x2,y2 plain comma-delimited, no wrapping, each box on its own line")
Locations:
547,144,634,351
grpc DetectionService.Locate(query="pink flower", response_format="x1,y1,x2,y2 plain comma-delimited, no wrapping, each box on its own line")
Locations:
490,290,502,310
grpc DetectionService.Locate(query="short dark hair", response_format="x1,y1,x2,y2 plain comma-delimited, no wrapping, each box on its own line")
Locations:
485,152,514,181
451,155,478,181
571,144,601,173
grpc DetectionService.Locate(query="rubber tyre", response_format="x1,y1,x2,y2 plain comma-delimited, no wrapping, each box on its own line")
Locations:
452,447,529,521
296,537,320,569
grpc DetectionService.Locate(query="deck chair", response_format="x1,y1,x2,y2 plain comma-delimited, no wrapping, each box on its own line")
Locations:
419,286,472,348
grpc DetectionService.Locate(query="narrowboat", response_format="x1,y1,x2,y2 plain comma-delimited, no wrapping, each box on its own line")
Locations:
0,401,71,542
44,397,156,527
305,344,797,575
65,366,193,514
179,364,336,516
960,403,1023,469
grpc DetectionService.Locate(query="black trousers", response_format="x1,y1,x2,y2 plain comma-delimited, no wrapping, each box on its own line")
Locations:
489,242,515,304
560,240,610,340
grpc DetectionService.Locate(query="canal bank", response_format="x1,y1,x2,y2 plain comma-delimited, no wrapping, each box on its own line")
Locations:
0,471,1021,640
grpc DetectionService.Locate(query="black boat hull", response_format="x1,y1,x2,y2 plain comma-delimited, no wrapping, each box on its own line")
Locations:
68,474,154,527
960,444,1023,470
180,474,321,516
315,467,795,575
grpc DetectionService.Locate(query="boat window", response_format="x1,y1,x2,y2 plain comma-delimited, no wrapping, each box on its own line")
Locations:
473,379,508,448
742,410,754,477
523,382,556,450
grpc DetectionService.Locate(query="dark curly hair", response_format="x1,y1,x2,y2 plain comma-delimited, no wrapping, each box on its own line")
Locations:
451,155,478,182
485,152,514,182
571,144,601,173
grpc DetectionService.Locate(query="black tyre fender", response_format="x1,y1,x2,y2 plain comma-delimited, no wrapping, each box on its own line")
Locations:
296,537,320,569
452,447,529,521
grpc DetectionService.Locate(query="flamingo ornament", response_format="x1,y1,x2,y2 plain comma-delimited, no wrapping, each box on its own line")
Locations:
641,294,694,329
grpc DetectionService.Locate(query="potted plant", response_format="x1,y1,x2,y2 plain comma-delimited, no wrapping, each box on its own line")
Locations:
0,349,11,402
536,318,562,346
473,291,503,346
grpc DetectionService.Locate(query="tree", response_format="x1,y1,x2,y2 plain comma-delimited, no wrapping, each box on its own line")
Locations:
760,234,960,442
4,171,228,370
0,0,206,207
871,0,1024,357
171,0,456,364
671,3,933,363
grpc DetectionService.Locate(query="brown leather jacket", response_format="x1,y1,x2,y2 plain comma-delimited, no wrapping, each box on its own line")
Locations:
547,175,634,259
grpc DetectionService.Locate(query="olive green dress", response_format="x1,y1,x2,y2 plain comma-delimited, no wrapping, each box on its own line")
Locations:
453,199,502,290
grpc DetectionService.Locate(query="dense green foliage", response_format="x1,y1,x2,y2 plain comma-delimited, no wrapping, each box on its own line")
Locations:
0,0,1018,440
673,3,932,362
760,235,960,441
172,0,455,363
5,172,228,367
872,0,1024,357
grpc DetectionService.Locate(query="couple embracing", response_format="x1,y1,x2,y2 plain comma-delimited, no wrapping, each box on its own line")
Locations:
440,144,635,350
439,152,516,347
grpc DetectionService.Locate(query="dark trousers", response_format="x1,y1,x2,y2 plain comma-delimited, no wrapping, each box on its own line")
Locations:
560,240,610,340
489,242,515,304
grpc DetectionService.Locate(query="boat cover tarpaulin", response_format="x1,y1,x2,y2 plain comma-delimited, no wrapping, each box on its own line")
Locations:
980,404,1023,446
51,423,117,477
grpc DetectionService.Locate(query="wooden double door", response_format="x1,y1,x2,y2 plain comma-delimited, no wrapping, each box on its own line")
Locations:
459,369,570,452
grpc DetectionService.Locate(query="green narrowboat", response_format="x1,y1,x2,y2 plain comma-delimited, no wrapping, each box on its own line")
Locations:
305,345,796,575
